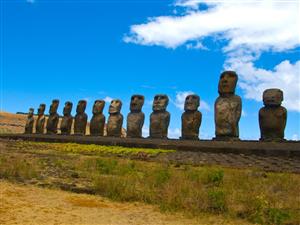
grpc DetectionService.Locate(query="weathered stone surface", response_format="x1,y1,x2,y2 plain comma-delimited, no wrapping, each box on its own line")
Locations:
150,94,170,139
24,108,34,134
259,88,287,141
35,104,46,134
46,99,60,134
214,71,242,140
74,100,88,135
127,95,145,138
107,99,123,137
90,100,106,136
181,94,202,140
60,101,73,135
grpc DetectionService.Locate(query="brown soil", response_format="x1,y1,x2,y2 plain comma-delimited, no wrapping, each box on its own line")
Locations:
0,181,243,225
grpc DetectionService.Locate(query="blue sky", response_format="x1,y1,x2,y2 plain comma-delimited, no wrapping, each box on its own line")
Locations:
1,0,299,140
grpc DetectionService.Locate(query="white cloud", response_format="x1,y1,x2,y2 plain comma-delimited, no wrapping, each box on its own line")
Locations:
125,1,299,51
292,134,299,141
142,126,181,138
174,91,210,111
186,41,208,50
200,100,210,111
241,110,247,117
229,59,300,111
142,125,150,138
125,0,300,112
168,127,181,138
103,96,113,103
174,91,194,110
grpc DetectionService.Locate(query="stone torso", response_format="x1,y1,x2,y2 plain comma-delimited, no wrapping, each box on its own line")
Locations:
36,116,45,134
215,95,241,138
46,113,59,134
127,112,144,138
259,106,287,141
150,111,170,138
90,114,106,136
25,118,34,134
181,111,201,140
74,113,88,135
60,116,73,135
107,114,123,137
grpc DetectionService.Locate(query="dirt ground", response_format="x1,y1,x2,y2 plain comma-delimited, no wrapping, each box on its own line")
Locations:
1,181,248,225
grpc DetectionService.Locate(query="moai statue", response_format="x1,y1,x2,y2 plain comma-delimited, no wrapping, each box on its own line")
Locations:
60,101,73,135
107,99,123,137
35,103,46,134
24,108,34,134
181,94,202,140
150,94,170,139
214,71,242,140
127,95,145,138
259,88,287,141
90,100,106,136
46,99,60,134
74,100,88,135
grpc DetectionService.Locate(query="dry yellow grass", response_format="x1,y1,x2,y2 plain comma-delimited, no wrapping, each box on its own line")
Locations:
0,111,27,133
0,181,250,225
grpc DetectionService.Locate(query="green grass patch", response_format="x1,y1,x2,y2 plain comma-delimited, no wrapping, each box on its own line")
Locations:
11,141,175,156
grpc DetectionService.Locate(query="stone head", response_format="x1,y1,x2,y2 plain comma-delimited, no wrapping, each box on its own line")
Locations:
38,104,46,116
218,71,238,95
153,94,169,112
109,99,122,114
28,108,34,118
93,100,105,114
184,94,200,111
130,95,144,112
49,99,59,114
263,88,283,106
76,100,87,114
63,101,73,116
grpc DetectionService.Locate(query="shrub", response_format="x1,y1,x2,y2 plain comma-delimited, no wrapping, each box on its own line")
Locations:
266,208,291,225
208,189,227,212
207,169,224,186
95,158,118,175
153,166,171,187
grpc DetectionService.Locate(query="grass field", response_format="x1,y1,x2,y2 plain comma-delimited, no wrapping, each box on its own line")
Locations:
1,140,300,225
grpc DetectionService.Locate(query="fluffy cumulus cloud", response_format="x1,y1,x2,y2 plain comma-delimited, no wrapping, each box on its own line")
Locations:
124,0,300,112
174,91,210,111
231,60,300,111
103,96,113,103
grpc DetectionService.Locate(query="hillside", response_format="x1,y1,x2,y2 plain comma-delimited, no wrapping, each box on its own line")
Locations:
0,111,126,136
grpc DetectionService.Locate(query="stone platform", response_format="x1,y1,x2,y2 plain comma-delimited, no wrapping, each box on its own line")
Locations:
0,133,299,158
